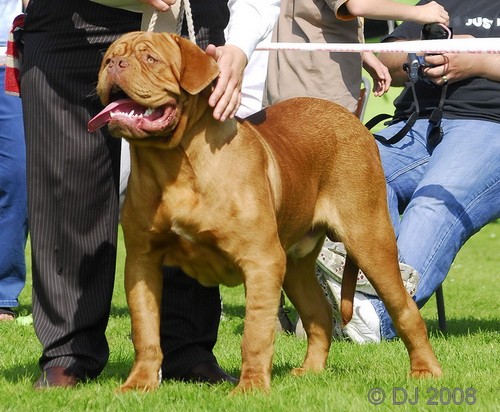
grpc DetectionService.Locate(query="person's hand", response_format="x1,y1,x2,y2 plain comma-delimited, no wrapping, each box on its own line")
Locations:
413,1,449,25
421,35,477,86
422,53,475,86
138,0,176,12
362,52,392,96
205,44,247,122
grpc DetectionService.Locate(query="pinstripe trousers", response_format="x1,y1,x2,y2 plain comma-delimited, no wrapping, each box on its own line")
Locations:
21,1,142,378
21,0,226,380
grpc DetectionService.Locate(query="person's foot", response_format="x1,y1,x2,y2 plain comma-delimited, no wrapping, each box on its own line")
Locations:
179,361,238,385
0,308,15,321
33,366,79,389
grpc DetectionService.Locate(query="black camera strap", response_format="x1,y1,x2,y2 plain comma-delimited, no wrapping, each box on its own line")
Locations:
367,81,420,145
368,53,448,146
427,82,448,146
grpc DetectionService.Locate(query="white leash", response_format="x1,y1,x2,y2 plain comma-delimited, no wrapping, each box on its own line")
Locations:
2,36,499,60
146,9,159,32
146,0,196,43
256,37,500,54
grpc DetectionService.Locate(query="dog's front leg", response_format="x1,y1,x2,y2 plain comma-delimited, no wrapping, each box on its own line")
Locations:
234,255,286,393
120,252,164,392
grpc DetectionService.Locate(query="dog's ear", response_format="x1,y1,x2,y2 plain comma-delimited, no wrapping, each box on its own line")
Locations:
169,34,220,95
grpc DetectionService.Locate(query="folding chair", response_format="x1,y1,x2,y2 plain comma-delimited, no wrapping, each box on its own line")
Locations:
436,285,447,331
355,76,371,121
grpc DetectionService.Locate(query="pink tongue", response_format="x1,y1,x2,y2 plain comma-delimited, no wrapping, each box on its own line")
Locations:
87,98,144,132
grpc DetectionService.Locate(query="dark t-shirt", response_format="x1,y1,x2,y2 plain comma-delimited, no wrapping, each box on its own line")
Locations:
383,0,500,124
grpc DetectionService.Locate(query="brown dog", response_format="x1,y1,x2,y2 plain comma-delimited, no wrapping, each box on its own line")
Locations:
90,32,442,393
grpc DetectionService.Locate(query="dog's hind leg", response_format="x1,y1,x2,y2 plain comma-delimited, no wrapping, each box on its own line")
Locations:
282,243,332,376
339,206,442,378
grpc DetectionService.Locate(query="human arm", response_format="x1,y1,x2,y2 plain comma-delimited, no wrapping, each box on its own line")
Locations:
379,35,500,87
344,0,448,25
138,0,176,12
421,35,500,86
206,0,280,121
362,52,392,96
377,49,410,87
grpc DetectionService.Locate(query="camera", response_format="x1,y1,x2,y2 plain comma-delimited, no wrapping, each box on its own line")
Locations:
403,23,453,84
421,23,453,41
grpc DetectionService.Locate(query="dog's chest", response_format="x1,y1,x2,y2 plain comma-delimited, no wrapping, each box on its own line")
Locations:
147,200,242,287
162,224,244,287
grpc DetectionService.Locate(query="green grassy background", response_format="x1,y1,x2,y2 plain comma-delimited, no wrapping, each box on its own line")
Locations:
1,220,498,411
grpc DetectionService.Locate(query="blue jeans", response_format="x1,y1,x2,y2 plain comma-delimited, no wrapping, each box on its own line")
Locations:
370,118,500,339
0,67,27,308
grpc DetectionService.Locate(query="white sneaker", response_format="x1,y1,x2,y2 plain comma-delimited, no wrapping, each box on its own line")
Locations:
321,269,381,343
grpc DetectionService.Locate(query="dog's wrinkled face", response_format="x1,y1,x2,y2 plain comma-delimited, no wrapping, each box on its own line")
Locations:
88,32,220,141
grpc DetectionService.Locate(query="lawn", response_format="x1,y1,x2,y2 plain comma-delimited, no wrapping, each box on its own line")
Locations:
0,220,498,411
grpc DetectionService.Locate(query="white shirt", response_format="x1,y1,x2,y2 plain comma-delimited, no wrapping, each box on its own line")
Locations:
225,0,280,61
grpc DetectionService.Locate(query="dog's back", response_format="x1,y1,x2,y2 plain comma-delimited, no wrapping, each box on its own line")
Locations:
243,97,384,198
240,97,387,250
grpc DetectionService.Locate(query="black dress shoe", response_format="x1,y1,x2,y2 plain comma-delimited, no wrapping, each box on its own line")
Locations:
181,361,238,385
33,366,79,389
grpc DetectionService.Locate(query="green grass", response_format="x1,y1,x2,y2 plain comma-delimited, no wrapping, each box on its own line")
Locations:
0,221,498,411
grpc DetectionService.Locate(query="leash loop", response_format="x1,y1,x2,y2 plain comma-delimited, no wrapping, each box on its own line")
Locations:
147,0,196,43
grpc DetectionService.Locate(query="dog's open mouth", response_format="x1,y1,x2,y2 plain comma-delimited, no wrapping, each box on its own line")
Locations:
88,98,177,136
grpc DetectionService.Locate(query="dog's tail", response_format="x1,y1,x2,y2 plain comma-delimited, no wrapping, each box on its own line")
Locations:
340,255,357,326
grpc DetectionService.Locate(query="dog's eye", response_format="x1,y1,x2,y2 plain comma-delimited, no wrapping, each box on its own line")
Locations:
147,55,158,64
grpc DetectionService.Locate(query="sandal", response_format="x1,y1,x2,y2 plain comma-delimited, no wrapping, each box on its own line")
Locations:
0,307,16,321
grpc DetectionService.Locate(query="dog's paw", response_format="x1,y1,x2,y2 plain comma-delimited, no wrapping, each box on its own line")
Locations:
118,367,161,393
290,367,308,376
291,365,324,377
410,365,443,379
118,381,159,393
229,375,270,395
409,352,442,379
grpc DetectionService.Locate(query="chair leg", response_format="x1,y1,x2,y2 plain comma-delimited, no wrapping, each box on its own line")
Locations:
435,285,447,332
276,290,295,334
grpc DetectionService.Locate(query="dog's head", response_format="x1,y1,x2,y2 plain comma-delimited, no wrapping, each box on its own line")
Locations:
88,32,220,146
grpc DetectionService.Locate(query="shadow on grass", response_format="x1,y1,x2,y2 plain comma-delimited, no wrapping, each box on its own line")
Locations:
102,359,244,387
1,360,135,386
221,302,245,318
427,317,500,337
12,303,33,317
110,304,131,318
1,362,40,384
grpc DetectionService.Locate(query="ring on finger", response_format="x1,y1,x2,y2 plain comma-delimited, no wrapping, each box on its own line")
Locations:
442,74,448,84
